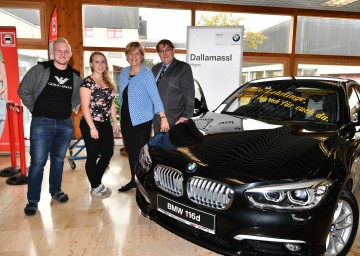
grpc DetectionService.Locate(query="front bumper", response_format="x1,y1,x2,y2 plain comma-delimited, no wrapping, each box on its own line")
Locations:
135,166,339,256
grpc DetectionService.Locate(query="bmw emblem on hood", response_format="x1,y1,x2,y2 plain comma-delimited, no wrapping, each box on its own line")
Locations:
187,163,197,173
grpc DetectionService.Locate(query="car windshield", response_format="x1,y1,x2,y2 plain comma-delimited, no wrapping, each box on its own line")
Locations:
221,79,341,124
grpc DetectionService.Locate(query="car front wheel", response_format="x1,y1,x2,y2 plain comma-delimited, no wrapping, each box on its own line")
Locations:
325,188,359,256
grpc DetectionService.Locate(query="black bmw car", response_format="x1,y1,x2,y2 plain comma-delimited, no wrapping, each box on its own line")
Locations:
135,76,360,256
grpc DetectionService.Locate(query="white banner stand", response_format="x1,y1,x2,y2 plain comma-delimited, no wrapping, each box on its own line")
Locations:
187,26,244,110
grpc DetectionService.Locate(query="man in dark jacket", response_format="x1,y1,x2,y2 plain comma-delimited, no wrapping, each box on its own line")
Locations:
152,39,195,134
18,37,82,216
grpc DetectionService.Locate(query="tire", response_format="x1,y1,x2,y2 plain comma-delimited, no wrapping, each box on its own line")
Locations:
325,188,359,256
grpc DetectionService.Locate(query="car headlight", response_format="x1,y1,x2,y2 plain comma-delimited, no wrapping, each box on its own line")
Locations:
139,144,152,172
244,178,333,211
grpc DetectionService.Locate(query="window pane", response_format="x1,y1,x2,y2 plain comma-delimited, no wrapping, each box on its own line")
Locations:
0,8,41,39
242,62,284,83
196,11,291,53
83,5,191,49
297,64,360,83
84,27,93,37
296,17,360,56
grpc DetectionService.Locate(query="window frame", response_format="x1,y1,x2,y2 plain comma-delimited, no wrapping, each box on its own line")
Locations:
242,56,290,82
0,1,46,46
84,27,94,37
107,28,122,38
295,57,360,80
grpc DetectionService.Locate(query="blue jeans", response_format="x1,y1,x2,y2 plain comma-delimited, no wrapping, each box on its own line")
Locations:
149,132,176,150
27,116,74,203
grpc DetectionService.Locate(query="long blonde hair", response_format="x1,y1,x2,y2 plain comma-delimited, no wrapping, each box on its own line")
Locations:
89,51,116,92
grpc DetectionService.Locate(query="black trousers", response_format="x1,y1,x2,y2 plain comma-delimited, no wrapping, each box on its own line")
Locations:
121,119,152,183
80,119,114,188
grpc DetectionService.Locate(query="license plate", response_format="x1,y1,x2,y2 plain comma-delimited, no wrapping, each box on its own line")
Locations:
157,194,216,234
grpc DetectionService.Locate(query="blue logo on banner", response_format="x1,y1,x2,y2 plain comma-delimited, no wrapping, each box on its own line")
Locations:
232,34,241,42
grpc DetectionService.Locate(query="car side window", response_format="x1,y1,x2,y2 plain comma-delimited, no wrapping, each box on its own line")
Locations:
348,84,360,122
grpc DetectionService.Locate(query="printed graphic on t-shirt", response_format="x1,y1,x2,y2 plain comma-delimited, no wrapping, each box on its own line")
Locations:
54,76,70,87
46,76,71,90
32,63,74,119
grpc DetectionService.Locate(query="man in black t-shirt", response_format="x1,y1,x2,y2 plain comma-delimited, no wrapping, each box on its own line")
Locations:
18,37,82,216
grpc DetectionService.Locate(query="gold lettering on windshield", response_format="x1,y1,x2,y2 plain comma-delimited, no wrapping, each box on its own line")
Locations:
314,112,329,122
280,100,294,108
295,106,315,115
237,87,331,122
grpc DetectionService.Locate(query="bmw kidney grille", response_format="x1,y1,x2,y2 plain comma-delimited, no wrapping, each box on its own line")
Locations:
154,165,184,197
154,166,234,209
187,177,234,210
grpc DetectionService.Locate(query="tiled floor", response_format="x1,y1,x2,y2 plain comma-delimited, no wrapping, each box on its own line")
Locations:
0,143,359,256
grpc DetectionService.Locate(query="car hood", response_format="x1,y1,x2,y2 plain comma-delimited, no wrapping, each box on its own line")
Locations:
152,112,347,183
193,111,281,134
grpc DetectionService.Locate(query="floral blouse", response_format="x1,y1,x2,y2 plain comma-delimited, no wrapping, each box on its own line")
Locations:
81,76,116,122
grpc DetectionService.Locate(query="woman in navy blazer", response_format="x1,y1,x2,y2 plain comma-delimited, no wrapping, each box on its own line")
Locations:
118,41,169,192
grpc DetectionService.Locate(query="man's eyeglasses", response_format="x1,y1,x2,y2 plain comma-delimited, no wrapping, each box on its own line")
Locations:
158,48,173,54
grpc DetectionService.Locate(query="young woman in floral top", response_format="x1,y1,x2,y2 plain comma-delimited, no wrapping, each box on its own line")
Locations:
80,51,118,197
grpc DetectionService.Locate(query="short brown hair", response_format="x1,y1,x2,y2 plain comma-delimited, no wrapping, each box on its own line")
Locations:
125,41,145,63
156,39,174,52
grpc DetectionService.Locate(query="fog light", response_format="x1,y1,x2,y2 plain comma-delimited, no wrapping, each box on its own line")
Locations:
285,243,302,252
